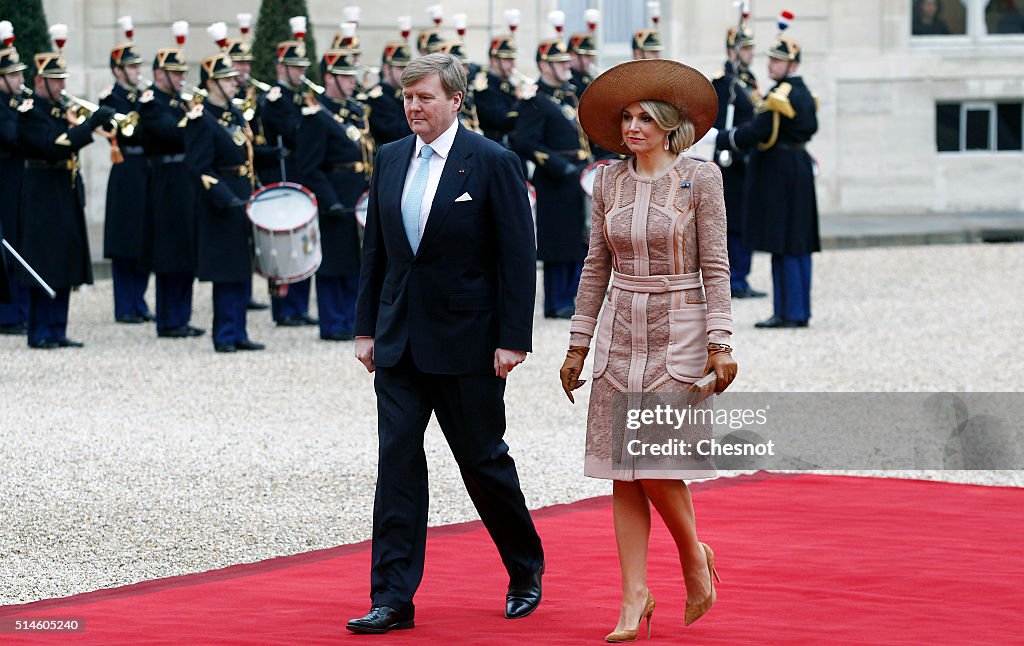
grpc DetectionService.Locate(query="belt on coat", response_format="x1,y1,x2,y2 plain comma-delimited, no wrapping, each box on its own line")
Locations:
610,270,703,293
24,159,74,170
324,160,366,173
149,153,186,166
775,141,806,151
215,165,251,177
554,149,589,161
122,145,145,156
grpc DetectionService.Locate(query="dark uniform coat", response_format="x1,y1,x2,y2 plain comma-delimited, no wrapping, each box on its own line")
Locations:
1,91,25,299
365,81,411,146
184,102,254,283
512,80,587,263
473,70,517,145
16,94,94,289
138,87,197,274
100,83,148,261
723,75,820,255
712,61,758,236
258,83,304,184
297,95,370,277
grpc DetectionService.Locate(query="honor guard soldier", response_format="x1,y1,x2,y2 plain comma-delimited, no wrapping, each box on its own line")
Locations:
474,12,522,147
332,20,369,95
297,49,372,341
184,52,265,352
713,20,766,299
138,45,204,339
0,20,29,334
17,30,115,349
366,40,412,146
417,4,445,56
512,38,590,319
437,41,482,134
102,17,153,324
716,15,819,328
568,10,600,96
633,1,663,60
260,17,317,327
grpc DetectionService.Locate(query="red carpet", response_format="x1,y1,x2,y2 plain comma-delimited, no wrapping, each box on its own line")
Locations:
2,473,1022,644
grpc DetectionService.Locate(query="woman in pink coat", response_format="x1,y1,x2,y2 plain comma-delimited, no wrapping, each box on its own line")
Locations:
560,60,738,642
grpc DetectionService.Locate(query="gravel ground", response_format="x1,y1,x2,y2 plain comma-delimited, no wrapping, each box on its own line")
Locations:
1,242,1022,605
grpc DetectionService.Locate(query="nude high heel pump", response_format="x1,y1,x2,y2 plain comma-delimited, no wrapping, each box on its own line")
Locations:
605,591,656,642
684,542,721,626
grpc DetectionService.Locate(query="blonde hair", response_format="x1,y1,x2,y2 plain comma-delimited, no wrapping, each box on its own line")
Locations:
639,99,696,154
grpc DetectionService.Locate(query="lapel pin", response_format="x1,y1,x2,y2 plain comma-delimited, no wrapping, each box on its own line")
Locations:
680,180,691,188
458,169,465,173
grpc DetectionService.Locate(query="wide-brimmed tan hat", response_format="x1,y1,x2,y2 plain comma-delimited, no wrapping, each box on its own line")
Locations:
579,60,718,156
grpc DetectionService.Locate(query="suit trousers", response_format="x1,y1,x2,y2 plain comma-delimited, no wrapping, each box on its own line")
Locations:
543,260,582,316
111,257,151,320
370,349,545,612
155,272,195,332
315,274,358,337
728,232,754,291
0,281,28,326
27,287,70,346
212,281,249,346
771,253,812,322
270,276,311,321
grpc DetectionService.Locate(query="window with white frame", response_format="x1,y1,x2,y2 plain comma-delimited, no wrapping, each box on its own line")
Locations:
911,0,1024,36
936,101,1024,151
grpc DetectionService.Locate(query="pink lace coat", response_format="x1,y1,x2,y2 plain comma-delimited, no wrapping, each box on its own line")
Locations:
568,155,733,480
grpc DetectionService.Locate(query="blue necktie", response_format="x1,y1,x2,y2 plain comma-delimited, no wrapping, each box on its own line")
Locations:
402,145,434,253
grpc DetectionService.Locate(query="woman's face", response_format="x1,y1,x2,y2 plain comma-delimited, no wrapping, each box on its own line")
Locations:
921,0,938,19
621,101,669,155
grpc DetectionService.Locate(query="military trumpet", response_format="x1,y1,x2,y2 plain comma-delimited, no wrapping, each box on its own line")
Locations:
242,73,272,93
61,90,140,137
179,85,209,104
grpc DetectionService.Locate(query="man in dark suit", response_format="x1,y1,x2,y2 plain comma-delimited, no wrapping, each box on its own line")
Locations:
348,53,544,635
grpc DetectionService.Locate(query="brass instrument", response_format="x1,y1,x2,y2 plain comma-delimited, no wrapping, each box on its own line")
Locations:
179,85,208,105
137,75,154,90
19,83,32,99
360,65,381,90
61,90,140,137
508,68,535,88
300,75,325,96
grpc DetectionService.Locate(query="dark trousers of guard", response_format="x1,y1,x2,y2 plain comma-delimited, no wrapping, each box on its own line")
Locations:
728,233,754,292
315,274,358,338
27,287,70,346
772,254,812,322
212,282,249,346
0,280,29,329
155,273,195,333
543,261,582,317
270,276,312,322
370,350,545,613
111,257,151,321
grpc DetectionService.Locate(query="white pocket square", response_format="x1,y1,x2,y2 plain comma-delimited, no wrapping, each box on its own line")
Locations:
454,192,473,202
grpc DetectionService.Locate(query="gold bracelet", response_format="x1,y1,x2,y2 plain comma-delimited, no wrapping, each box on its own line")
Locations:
707,342,732,352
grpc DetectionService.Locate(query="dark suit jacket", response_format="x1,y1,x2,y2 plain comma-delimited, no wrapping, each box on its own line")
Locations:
355,123,537,375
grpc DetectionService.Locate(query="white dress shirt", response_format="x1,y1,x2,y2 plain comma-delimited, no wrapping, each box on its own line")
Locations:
400,118,460,238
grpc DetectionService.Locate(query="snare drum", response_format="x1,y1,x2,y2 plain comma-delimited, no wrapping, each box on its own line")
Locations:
246,182,322,284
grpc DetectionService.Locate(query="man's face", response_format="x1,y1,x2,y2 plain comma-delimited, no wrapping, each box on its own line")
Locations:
633,49,661,60
403,72,460,143
122,63,142,86
2,70,25,93
35,76,65,98
548,60,572,84
383,64,403,87
154,69,185,93
491,57,515,80
328,73,357,100
233,60,252,77
738,45,754,67
767,57,792,82
570,52,594,73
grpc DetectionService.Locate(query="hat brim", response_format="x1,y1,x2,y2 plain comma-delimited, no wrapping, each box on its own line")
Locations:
578,60,718,157
0,62,28,74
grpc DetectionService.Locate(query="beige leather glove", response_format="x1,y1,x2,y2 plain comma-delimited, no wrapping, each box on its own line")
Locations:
559,345,590,404
704,345,738,393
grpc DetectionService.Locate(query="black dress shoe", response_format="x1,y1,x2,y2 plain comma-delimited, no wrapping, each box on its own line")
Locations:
275,316,305,327
141,311,156,322
247,300,269,311
321,331,355,341
214,343,238,353
56,338,84,348
187,326,206,337
346,605,415,634
754,315,809,329
506,566,544,619
116,315,146,324
299,313,319,325
0,323,27,335
236,339,265,351
553,306,575,320
731,286,768,299
161,325,207,338
29,340,60,349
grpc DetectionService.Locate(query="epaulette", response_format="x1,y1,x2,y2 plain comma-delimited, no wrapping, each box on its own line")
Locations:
98,85,113,100
266,86,282,103
301,104,320,116
760,82,795,118
367,85,383,99
473,71,488,92
519,83,538,101
17,98,33,113
187,103,204,120
355,92,368,102
139,89,155,104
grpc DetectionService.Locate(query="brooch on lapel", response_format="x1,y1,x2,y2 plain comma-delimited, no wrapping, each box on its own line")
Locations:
680,180,691,188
